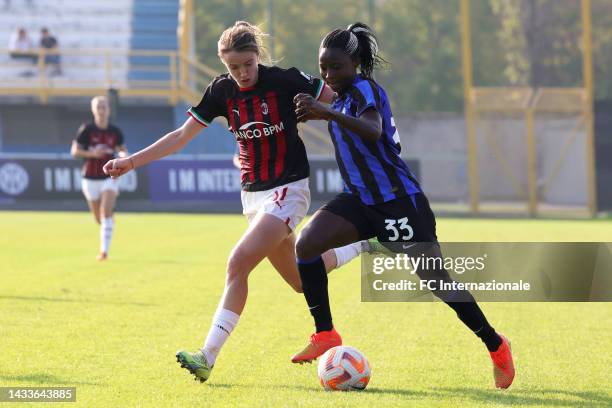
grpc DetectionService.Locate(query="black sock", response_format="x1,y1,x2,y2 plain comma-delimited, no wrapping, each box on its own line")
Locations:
298,256,333,332
415,250,502,352
446,295,502,352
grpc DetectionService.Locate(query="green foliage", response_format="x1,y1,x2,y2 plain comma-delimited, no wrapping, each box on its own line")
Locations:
192,0,612,112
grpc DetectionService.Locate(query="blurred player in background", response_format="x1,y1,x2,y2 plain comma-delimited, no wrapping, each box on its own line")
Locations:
71,96,127,261
291,23,515,389
103,21,364,383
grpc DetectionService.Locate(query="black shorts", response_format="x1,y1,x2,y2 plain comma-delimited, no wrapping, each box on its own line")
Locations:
320,192,438,244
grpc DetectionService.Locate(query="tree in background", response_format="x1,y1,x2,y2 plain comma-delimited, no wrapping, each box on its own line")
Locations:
193,0,612,114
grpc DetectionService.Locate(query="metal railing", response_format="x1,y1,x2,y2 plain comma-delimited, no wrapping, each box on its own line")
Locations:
0,47,334,156
0,48,217,105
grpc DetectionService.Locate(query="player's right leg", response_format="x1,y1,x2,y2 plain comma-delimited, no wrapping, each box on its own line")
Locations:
177,212,291,383
292,195,368,363
85,200,101,225
82,179,102,224
376,193,514,388
267,232,304,292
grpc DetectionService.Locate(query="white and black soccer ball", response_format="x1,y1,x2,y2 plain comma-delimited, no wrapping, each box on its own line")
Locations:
317,346,371,391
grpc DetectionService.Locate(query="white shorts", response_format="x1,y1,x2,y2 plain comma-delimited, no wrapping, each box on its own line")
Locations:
241,178,310,231
81,178,119,201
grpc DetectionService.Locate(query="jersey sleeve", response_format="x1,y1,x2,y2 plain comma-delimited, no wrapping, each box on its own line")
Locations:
75,124,89,148
351,81,378,117
187,79,225,127
284,67,325,100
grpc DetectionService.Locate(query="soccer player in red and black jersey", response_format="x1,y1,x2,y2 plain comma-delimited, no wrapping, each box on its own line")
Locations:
71,96,128,261
103,21,365,383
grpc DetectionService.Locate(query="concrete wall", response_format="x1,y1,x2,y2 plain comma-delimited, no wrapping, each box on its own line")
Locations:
395,113,588,206
0,103,591,207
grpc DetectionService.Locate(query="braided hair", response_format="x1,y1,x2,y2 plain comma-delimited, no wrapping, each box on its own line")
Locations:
320,22,385,79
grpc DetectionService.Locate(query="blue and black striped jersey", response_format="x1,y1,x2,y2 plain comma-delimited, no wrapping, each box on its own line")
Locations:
328,75,421,205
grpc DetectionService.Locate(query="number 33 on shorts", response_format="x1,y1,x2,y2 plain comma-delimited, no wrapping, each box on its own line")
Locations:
384,217,414,241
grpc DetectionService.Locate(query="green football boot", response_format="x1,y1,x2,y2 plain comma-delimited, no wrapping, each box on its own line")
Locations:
176,350,213,383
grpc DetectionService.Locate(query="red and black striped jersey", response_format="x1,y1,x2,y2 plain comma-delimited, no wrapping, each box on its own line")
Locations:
188,65,324,192
75,123,124,179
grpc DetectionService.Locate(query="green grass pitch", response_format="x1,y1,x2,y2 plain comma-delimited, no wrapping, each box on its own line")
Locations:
1,211,611,407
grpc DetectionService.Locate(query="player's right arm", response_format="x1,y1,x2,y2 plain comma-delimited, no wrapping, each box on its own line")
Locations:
103,117,204,178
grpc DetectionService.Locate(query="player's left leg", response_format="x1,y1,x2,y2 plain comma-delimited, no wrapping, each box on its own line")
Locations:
98,187,118,261
85,200,101,225
267,233,366,293
393,193,515,389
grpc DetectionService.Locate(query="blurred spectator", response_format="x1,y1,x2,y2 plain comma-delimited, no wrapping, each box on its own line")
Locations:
8,27,37,63
39,27,61,75
4,0,35,10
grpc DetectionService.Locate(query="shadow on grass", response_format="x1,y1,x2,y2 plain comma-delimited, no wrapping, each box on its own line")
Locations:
200,383,611,406
0,295,156,307
0,373,102,386
434,387,612,407
364,387,433,398
206,383,316,392
206,383,431,397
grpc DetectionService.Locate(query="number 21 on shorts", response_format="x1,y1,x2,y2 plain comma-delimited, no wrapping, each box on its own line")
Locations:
384,217,414,241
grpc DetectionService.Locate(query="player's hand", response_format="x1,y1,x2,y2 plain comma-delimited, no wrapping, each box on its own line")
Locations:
294,93,330,122
103,157,134,179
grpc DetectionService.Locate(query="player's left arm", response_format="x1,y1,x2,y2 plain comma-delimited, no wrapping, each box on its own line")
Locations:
294,93,382,143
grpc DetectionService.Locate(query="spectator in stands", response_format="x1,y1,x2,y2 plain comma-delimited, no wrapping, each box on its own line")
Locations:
4,0,35,10
8,27,36,64
39,27,61,75
71,96,128,261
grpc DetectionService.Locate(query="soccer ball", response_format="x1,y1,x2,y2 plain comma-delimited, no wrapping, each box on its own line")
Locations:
317,346,371,391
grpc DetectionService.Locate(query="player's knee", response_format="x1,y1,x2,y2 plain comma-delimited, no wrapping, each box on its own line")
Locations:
295,233,321,260
226,250,251,283
100,209,113,219
290,281,303,293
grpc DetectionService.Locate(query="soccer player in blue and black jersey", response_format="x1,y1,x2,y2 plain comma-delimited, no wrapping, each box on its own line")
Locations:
291,22,515,389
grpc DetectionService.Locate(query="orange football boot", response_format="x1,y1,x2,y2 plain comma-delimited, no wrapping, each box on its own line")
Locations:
291,328,342,364
489,334,515,389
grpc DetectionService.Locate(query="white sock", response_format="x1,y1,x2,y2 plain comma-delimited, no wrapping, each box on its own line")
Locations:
201,308,240,366
100,217,114,254
333,241,364,268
